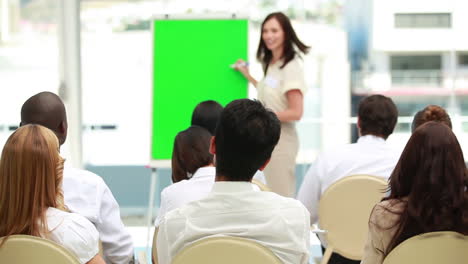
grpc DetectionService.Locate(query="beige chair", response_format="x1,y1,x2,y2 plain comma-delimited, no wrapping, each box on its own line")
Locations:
151,227,159,264
383,231,468,264
251,179,271,191
172,236,282,264
0,235,80,264
318,174,387,264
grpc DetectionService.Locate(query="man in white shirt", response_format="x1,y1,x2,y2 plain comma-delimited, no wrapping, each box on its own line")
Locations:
157,99,311,264
297,94,400,264
20,92,134,264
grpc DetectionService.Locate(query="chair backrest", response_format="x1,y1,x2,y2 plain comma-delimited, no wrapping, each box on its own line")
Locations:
318,174,387,260
172,236,282,264
251,179,271,192
152,227,159,264
0,235,81,264
383,231,468,264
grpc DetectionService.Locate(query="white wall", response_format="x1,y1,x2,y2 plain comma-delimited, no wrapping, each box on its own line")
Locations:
372,0,468,52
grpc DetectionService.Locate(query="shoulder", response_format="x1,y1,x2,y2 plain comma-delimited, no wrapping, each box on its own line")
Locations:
370,199,404,229
160,179,192,201
47,208,99,263
316,143,356,164
263,191,310,214
283,54,304,72
63,167,106,187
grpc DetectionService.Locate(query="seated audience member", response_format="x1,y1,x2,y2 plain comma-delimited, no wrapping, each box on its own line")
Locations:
0,125,105,264
157,99,311,264
361,122,468,264
191,100,266,183
297,94,400,264
411,104,451,132
191,100,223,135
20,92,134,264
154,126,215,227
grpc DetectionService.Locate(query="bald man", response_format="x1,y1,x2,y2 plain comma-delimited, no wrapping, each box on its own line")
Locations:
21,92,134,264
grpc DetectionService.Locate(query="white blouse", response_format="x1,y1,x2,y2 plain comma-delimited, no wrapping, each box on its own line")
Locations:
257,56,307,115
45,207,100,264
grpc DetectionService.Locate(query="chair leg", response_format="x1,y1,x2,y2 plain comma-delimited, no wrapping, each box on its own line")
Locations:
320,247,333,264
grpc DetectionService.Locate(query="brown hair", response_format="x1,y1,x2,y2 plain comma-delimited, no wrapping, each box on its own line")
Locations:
383,122,468,255
0,125,66,244
256,12,310,73
358,95,398,139
171,126,213,183
411,105,452,132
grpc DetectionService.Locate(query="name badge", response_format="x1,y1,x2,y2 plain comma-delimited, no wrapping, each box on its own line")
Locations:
264,76,279,89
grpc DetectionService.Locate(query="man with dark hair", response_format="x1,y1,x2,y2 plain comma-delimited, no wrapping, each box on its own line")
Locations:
157,99,310,264
297,94,400,264
20,92,134,264
190,100,223,135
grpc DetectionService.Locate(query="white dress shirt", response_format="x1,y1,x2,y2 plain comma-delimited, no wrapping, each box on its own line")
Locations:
297,135,401,225
46,207,100,264
155,167,263,227
157,181,310,264
155,166,216,227
63,162,134,264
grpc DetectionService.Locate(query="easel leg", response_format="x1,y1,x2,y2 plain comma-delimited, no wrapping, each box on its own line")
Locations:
146,168,157,251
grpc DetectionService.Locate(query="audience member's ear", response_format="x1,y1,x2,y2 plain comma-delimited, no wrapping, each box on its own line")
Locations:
209,136,216,155
259,159,271,171
59,121,66,134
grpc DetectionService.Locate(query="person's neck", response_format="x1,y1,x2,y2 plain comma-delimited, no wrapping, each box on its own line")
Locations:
215,173,251,182
360,133,386,140
270,49,283,64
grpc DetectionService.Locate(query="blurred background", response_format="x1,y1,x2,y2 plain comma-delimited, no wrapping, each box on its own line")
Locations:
1,0,468,222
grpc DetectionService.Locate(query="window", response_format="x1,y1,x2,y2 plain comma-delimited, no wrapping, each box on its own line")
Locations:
390,55,442,85
459,54,468,67
395,13,451,28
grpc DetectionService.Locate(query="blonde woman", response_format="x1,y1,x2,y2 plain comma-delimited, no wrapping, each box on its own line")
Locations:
0,125,104,264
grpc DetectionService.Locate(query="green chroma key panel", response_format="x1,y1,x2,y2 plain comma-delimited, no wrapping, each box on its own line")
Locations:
151,18,248,161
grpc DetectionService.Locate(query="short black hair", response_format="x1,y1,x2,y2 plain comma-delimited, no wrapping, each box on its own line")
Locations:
214,99,280,181
20,92,68,145
191,100,223,135
358,95,398,139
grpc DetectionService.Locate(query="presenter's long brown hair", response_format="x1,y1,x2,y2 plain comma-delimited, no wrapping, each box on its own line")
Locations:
257,12,310,73
0,124,66,244
382,121,468,255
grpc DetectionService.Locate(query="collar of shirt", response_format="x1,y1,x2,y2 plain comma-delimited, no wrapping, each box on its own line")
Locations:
357,134,386,144
191,166,215,180
211,181,255,193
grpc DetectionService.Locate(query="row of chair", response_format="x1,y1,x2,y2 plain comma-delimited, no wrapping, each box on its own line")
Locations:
2,231,466,264
1,175,466,263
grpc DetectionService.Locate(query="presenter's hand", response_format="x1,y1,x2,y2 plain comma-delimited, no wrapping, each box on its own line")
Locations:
233,59,250,78
233,59,258,87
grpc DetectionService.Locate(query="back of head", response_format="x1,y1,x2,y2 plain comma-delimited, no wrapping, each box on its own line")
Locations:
214,99,281,181
385,121,468,254
411,105,452,132
171,126,213,183
0,124,65,239
20,92,68,145
358,94,398,139
191,100,223,135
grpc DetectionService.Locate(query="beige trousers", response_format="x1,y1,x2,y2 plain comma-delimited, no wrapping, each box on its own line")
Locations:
264,122,299,197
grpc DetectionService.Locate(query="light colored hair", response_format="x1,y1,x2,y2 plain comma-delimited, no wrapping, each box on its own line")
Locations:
0,124,66,242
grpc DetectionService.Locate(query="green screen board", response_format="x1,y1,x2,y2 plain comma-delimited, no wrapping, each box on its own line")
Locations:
151,19,248,161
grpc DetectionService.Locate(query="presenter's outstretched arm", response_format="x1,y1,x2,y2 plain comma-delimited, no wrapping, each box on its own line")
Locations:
275,89,304,122
234,59,258,87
